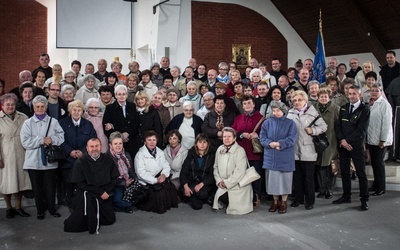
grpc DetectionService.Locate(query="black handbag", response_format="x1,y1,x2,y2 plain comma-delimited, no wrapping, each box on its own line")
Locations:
44,117,66,163
308,115,329,153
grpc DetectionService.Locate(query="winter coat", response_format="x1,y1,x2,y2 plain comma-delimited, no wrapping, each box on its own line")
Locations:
0,111,31,194
367,95,393,146
213,142,253,215
164,144,189,183
231,110,264,161
313,101,340,166
260,115,297,172
20,115,65,170
202,109,235,150
287,104,327,161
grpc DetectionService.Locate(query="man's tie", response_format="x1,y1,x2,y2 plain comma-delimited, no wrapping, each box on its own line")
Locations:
350,104,354,114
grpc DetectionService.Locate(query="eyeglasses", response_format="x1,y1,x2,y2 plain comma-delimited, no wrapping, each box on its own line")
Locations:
219,68,228,71
88,106,99,109
292,98,304,103
184,109,194,112
49,89,61,92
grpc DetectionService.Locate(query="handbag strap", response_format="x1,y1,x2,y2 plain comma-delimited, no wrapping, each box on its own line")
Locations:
252,117,265,133
308,115,320,127
45,116,52,137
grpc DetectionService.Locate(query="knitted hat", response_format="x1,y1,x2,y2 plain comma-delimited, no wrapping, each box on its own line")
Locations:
270,101,288,114
166,87,180,96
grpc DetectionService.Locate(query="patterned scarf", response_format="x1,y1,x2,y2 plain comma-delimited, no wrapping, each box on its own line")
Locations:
220,142,234,154
318,101,330,113
147,146,157,158
215,110,224,131
110,149,131,181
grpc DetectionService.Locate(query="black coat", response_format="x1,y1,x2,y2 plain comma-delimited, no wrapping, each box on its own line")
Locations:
136,105,163,148
165,113,203,138
179,148,216,188
103,101,140,156
335,102,370,147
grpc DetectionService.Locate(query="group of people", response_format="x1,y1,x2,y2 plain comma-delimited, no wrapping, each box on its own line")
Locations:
0,51,397,233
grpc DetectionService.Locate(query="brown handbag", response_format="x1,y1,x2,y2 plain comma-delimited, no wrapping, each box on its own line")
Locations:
251,117,266,154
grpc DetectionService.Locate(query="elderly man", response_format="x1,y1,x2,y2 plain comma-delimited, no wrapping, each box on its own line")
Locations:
64,138,119,234
160,57,171,76
206,69,218,94
278,75,290,91
126,61,141,76
75,75,100,105
94,59,108,82
33,53,53,80
9,70,45,99
346,58,362,79
249,58,259,68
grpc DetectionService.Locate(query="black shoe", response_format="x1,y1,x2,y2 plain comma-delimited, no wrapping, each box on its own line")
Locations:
6,208,16,219
368,187,377,192
15,208,30,217
361,201,369,211
305,204,314,210
317,192,326,198
325,192,333,199
37,214,45,220
372,190,385,196
332,196,351,204
51,212,61,218
290,201,303,207
351,173,357,180
125,207,134,214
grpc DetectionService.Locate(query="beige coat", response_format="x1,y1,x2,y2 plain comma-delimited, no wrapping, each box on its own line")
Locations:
213,142,253,215
0,111,32,194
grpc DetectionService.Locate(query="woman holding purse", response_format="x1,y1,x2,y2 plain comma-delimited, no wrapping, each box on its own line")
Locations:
231,95,264,208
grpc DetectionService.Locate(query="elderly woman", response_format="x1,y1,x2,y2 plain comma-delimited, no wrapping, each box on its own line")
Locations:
17,81,35,117
260,101,297,214
361,71,387,104
232,95,264,208
111,61,127,85
367,84,393,196
179,81,201,113
74,74,99,105
164,130,189,190
213,127,253,215
139,69,158,98
134,130,178,214
249,68,263,95
0,93,32,219
354,61,383,88
180,133,215,210
326,76,348,108
84,98,108,153
287,90,327,210
61,84,76,106
202,95,236,150
170,66,183,87
59,100,97,208
126,73,142,103
164,88,183,119
134,91,163,148
150,63,163,87
20,95,65,219
197,91,215,120
61,70,78,90
166,101,203,150
313,88,340,199
108,132,136,213
152,91,171,147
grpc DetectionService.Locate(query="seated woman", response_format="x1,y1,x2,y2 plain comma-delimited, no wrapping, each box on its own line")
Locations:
212,127,253,215
134,130,178,214
108,132,136,213
180,134,216,210
163,130,189,191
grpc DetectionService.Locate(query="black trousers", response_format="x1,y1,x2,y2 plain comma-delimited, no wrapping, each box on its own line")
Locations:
338,146,369,201
369,145,387,192
316,164,336,193
250,160,263,197
294,161,316,205
28,169,57,215
181,182,213,210
60,168,73,208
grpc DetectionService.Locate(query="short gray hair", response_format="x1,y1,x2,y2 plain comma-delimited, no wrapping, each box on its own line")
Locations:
32,95,48,107
187,80,197,88
203,91,215,100
61,84,76,96
222,127,237,138
109,131,123,144
114,84,127,95
83,74,96,84
85,97,102,112
307,80,320,90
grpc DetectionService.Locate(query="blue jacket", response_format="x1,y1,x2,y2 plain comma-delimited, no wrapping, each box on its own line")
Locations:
260,115,297,172
59,117,97,169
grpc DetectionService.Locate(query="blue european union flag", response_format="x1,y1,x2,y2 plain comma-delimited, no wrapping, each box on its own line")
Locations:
313,30,326,83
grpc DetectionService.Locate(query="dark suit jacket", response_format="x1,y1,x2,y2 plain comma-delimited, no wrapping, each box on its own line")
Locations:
335,101,370,147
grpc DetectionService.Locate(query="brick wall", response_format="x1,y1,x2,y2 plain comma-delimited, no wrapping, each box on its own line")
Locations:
192,2,287,73
0,0,47,92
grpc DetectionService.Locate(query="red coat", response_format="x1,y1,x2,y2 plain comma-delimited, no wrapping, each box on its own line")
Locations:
232,111,264,161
